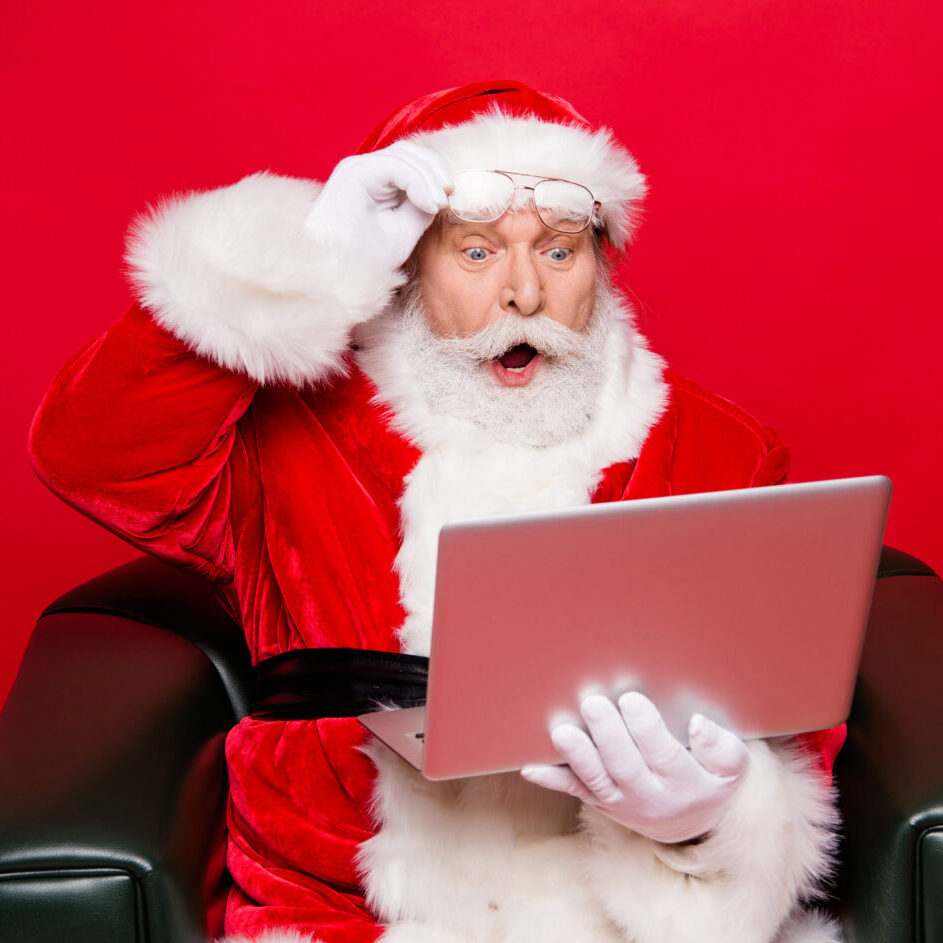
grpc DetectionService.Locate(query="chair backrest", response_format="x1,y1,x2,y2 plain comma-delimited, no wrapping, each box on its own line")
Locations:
43,555,252,718
836,547,943,941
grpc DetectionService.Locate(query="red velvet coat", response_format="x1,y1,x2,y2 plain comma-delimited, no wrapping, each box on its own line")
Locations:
30,304,844,941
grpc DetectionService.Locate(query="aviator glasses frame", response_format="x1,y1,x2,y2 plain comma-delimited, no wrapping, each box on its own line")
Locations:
448,169,601,235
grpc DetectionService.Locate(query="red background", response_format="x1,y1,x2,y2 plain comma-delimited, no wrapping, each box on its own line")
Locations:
2,0,941,710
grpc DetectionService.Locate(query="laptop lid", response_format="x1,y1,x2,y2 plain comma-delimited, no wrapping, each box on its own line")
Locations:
365,476,891,780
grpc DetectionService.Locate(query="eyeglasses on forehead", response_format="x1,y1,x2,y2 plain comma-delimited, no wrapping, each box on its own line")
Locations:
448,169,600,234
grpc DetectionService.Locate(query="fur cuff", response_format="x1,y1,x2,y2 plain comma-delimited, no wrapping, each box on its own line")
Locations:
126,173,405,385
580,739,840,943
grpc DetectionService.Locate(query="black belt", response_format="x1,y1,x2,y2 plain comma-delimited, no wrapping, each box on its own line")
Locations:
249,647,429,720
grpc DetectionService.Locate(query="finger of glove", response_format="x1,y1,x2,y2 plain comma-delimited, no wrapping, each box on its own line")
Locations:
550,724,622,803
338,152,441,216
579,695,648,788
403,176,448,216
688,714,750,781
520,763,595,803
384,142,451,209
384,141,452,194
365,151,448,215
617,692,691,778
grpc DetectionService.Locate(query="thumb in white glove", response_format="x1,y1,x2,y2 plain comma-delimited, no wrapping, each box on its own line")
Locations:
305,140,451,272
521,692,749,844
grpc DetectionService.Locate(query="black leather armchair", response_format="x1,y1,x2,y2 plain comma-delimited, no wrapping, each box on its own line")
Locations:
0,561,250,943
1,549,941,942
835,548,943,942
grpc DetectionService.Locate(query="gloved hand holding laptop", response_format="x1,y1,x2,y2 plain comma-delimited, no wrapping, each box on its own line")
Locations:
521,691,750,844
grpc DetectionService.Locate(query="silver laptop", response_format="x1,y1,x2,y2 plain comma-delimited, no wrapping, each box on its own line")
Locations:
359,476,891,780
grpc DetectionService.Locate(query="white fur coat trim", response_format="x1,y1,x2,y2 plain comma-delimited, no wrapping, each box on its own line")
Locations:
216,927,321,943
580,739,840,943
409,111,647,248
126,173,405,386
212,908,842,942
217,931,322,943
358,737,839,943
359,745,628,943
774,911,843,943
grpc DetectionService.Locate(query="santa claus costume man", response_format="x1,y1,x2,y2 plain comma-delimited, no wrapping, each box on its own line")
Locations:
31,80,845,943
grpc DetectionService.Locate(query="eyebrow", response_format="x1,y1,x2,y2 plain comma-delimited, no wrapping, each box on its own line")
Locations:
445,220,499,238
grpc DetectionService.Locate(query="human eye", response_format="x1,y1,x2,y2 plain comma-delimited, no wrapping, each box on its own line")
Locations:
462,246,491,262
547,246,572,262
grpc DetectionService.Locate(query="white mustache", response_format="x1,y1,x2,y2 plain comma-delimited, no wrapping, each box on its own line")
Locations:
437,314,592,363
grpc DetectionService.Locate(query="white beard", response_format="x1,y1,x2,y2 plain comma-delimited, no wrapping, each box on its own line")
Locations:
355,275,666,459
395,281,613,448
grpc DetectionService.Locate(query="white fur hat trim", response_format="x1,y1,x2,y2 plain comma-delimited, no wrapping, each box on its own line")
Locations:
408,110,647,248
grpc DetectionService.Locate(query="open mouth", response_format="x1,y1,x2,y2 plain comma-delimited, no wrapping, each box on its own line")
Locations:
497,344,539,370
490,343,542,387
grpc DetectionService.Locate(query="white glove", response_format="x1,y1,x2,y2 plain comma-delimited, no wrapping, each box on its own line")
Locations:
304,141,451,272
521,692,749,844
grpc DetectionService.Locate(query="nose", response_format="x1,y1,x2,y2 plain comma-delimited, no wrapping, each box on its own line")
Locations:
499,247,543,317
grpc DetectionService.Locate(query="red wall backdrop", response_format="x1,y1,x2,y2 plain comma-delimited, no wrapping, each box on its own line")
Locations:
2,0,941,710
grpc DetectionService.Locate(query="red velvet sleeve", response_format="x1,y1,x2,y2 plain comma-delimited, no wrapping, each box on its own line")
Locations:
30,304,259,582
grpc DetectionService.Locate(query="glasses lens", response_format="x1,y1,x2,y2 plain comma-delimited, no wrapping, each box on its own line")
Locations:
533,179,595,233
449,170,515,222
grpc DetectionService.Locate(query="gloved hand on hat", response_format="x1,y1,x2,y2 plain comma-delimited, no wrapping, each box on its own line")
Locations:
305,141,451,272
521,692,750,844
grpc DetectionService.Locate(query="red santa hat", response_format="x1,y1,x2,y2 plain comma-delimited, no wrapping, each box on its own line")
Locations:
357,80,648,249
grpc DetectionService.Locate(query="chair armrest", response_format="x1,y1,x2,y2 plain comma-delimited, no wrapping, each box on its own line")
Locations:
836,548,943,942
0,559,249,942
